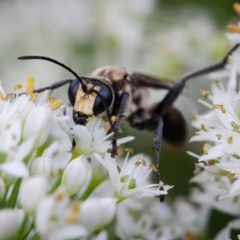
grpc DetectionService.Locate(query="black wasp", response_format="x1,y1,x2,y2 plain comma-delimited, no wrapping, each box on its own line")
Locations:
18,43,239,201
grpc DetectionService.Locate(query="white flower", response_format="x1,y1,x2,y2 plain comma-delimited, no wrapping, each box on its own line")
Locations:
190,66,240,203
36,188,88,239
0,209,24,239
78,197,116,233
94,153,171,201
62,156,87,196
19,176,48,213
214,218,240,240
60,107,134,156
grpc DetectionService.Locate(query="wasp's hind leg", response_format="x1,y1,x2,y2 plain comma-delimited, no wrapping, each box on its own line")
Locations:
153,116,165,202
107,91,129,158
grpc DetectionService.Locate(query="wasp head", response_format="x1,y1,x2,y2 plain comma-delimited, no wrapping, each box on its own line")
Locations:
68,78,114,125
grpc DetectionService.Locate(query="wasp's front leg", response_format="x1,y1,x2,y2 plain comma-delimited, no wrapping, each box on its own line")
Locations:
107,91,129,158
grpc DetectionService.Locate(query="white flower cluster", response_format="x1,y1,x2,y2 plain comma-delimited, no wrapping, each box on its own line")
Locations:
189,3,240,239
0,77,174,239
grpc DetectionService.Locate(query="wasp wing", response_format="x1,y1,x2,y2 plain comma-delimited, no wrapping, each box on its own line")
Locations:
129,72,174,90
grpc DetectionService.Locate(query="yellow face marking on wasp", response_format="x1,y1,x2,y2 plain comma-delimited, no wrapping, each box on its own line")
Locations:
74,84,101,116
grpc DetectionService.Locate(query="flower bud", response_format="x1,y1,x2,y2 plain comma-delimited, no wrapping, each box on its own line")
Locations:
19,176,48,213
78,198,116,232
23,106,53,148
62,156,87,196
0,209,24,239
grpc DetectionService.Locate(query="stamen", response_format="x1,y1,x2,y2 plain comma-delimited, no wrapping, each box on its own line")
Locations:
0,90,5,101
203,143,209,155
26,76,34,94
150,163,158,172
231,121,240,129
221,104,226,113
212,104,221,109
199,89,210,98
141,158,146,166
227,24,240,33
135,160,141,167
125,148,135,154
201,124,209,132
50,100,62,110
29,92,38,102
233,3,240,16
216,134,222,140
49,95,55,103
187,151,200,159
198,99,212,108
13,84,23,91
227,136,233,144
213,104,226,113
159,181,164,187
191,111,198,121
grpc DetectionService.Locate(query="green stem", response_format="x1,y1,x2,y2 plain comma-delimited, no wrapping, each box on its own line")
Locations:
49,173,62,194
6,178,22,208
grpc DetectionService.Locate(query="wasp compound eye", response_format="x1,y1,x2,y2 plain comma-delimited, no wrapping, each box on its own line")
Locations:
93,84,113,116
68,79,81,106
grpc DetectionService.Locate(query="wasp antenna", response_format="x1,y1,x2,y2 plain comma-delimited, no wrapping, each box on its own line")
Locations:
18,55,87,92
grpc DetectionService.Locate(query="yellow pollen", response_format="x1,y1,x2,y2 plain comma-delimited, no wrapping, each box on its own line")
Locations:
231,121,240,129
55,190,66,202
50,100,62,110
227,24,240,33
26,76,34,94
0,91,5,101
185,231,195,240
233,3,240,16
221,104,226,113
87,115,95,122
203,143,209,155
191,111,198,121
159,181,164,187
201,124,209,132
212,104,221,109
13,84,23,91
216,134,222,140
141,158,146,166
49,95,55,103
125,148,135,154
199,89,210,98
135,161,141,167
228,174,238,182
227,136,233,144
150,163,158,172
29,92,38,102
66,203,80,223
212,104,226,113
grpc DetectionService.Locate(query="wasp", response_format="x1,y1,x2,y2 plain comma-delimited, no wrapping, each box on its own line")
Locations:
18,43,239,201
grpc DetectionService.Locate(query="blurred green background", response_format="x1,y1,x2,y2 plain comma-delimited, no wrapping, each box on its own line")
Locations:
0,0,238,238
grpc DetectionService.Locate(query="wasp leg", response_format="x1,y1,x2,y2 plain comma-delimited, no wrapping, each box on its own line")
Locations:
157,43,240,116
107,91,129,158
154,116,165,202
